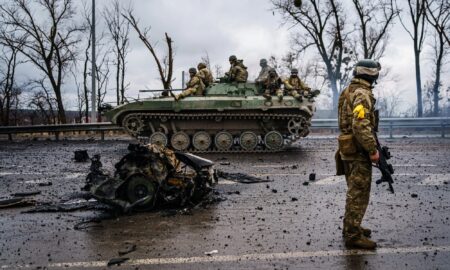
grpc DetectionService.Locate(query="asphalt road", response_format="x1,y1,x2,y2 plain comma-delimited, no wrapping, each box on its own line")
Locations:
0,137,449,269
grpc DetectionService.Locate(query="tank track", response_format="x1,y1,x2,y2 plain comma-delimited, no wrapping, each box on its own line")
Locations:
122,112,311,153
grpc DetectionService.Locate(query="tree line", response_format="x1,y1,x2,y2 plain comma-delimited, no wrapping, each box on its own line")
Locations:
0,0,449,127
0,0,173,125
272,0,450,117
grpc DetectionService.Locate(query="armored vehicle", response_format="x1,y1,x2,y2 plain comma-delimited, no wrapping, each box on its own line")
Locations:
104,82,317,152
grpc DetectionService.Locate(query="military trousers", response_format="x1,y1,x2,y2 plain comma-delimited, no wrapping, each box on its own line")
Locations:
342,159,372,240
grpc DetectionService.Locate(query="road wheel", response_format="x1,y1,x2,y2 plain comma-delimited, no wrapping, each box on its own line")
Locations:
264,131,284,150
215,131,233,151
170,131,190,151
192,131,212,151
150,132,168,147
239,131,258,151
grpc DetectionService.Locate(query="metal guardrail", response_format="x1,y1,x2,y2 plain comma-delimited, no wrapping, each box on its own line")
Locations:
0,118,448,140
0,123,123,141
311,117,449,138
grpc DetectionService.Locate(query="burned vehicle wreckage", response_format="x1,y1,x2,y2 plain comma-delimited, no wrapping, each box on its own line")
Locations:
84,144,217,212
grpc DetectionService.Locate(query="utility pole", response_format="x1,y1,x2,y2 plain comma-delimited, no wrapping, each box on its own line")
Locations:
91,0,97,123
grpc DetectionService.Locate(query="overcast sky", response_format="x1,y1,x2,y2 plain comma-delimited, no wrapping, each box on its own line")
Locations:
13,0,450,113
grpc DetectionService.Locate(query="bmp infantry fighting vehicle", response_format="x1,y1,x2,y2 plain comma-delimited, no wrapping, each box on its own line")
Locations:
104,82,317,152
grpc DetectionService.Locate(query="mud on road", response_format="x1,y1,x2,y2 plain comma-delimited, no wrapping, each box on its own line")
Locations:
0,138,449,269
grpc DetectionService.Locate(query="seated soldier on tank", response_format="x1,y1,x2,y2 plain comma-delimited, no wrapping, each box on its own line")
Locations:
224,55,248,83
174,68,205,101
197,62,214,87
283,68,310,101
263,69,283,101
255,58,272,84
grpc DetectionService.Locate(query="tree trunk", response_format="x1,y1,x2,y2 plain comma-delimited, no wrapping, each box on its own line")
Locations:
433,39,444,116
120,56,126,104
116,59,120,105
54,86,66,123
414,49,423,117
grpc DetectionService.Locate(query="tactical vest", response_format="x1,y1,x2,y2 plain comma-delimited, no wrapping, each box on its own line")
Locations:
338,79,376,135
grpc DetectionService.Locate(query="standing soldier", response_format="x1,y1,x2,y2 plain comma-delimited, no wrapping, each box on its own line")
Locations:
255,58,272,84
225,55,248,83
197,62,214,87
174,68,205,101
283,68,310,101
336,59,381,250
263,68,283,101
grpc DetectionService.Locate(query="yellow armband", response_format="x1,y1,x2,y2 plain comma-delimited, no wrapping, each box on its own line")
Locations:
353,104,365,119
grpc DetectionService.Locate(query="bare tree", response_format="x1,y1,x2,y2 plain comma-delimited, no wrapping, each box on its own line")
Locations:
213,64,224,79
0,0,84,123
425,0,450,116
397,0,427,117
272,0,350,109
376,89,403,117
201,51,211,70
104,0,130,105
94,46,111,121
0,43,24,126
123,10,174,89
352,0,398,60
28,78,57,124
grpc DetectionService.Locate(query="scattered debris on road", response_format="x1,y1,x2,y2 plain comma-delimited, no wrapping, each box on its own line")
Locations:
204,250,218,256
118,243,137,256
74,150,90,162
0,198,36,209
216,171,272,184
11,191,41,197
107,257,129,267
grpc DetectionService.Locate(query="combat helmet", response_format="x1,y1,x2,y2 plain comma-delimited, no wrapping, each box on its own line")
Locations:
189,67,197,74
291,68,299,75
353,59,381,83
260,58,268,65
229,55,237,62
197,62,207,70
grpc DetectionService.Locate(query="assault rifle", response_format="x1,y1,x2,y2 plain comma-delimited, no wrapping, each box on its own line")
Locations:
373,110,395,193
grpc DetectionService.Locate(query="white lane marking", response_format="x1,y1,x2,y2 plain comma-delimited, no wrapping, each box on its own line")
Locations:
315,176,345,185
252,164,438,169
2,245,449,269
419,174,450,185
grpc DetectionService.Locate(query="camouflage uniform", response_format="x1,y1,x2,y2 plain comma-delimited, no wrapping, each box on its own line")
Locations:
176,74,205,100
283,76,310,100
197,64,214,87
263,73,283,101
227,60,248,83
255,59,272,83
337,78,377,243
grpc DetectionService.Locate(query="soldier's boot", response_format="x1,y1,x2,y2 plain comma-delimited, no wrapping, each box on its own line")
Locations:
277,94,283,102
361,226,372,238
263,93,272,100
345,236,377,250
342,226,371,238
